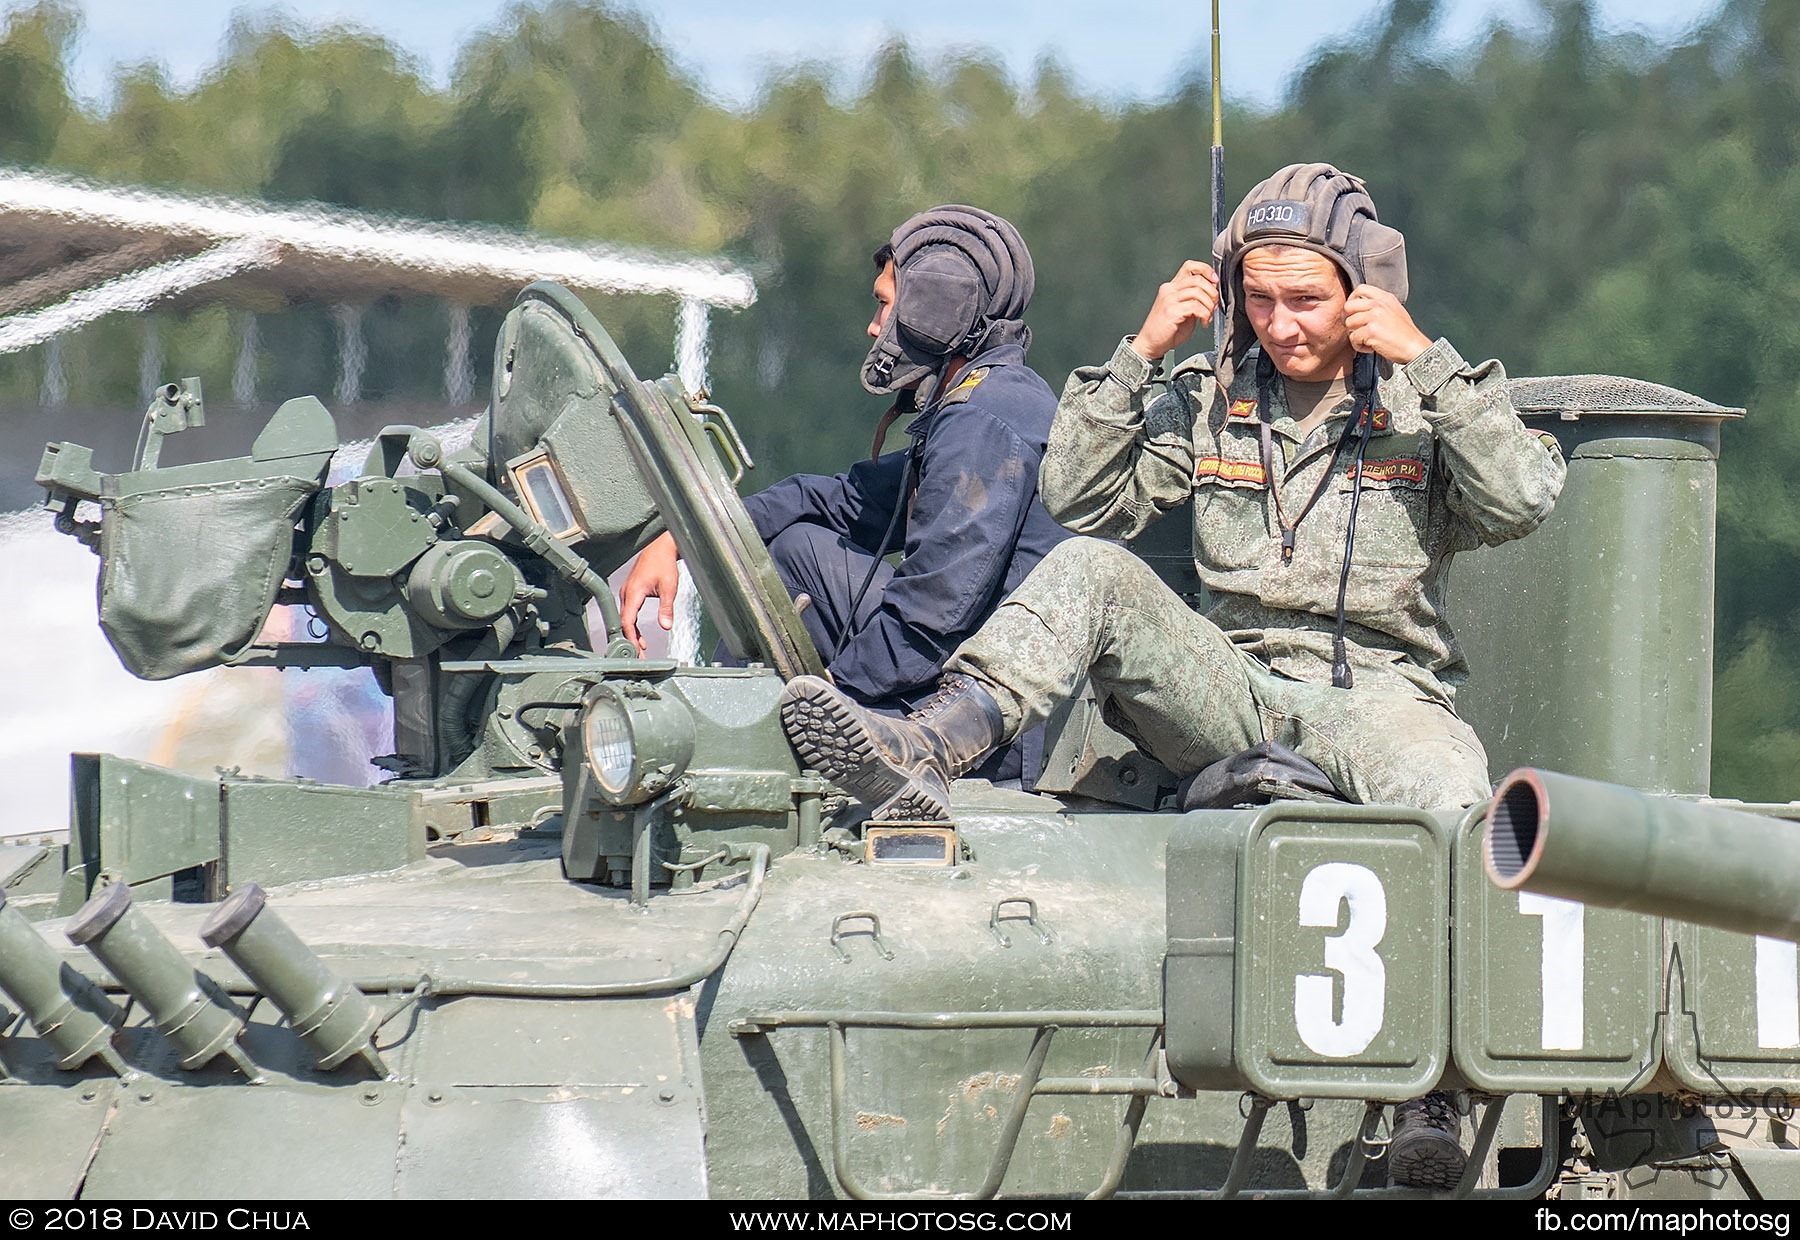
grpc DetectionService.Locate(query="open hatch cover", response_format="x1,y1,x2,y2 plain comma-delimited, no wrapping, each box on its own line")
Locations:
491,282,825,681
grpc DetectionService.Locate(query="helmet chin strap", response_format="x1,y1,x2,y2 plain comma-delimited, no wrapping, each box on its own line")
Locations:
869,388,916,461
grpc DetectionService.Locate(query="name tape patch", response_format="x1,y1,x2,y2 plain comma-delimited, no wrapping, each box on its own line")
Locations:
1196,456,1268,487
1348,456,1426,484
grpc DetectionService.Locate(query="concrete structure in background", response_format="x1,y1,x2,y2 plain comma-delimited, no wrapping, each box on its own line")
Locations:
0,167,756,400
0,171,755,833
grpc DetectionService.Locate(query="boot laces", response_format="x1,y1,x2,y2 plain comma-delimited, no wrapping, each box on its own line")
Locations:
911,675,976,724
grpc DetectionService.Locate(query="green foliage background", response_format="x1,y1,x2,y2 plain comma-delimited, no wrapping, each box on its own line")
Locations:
2,0,1796,797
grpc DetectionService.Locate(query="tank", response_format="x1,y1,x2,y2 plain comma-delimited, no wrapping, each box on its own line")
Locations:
2,281,1792,1201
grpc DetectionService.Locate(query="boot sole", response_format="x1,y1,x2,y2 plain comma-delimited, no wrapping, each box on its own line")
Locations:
1387,1133,1467,1191
780,679,951,822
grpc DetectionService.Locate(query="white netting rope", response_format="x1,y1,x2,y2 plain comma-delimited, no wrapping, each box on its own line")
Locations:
676,296,709,396
0,237,279,355
333,303,365,408
670,297,712,663
138,316,163,400
233,311,258,406
670,561,702,665
40,335,66,406
445,301,473,405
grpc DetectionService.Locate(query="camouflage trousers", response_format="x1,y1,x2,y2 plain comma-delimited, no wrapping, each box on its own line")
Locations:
946,538,1492,811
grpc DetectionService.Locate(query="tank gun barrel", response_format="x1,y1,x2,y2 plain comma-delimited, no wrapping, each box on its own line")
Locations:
1485,767,1800,940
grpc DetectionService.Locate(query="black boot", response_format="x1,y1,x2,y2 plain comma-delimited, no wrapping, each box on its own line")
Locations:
1388,1090,1466,1190
779,674,1005,822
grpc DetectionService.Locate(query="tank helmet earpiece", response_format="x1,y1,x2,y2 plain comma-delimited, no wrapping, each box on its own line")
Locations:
862,205,1035,397
1213,163,1408,387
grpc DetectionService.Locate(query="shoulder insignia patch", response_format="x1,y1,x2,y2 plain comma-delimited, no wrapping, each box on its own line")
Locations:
1196,456,1268,487
940,367,989,405
1227,398,1258,420
1357,406,1392,431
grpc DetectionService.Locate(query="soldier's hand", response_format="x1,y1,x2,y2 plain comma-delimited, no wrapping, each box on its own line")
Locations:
619,531,682,653
1344,285,1432,366
1131,261,1221,362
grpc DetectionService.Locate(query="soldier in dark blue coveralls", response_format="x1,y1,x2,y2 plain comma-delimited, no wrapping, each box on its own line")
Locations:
620,206,1068,782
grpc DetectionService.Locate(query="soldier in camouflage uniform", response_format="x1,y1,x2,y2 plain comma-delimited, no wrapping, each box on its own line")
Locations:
779,163,1568,1191
782,162,1565,817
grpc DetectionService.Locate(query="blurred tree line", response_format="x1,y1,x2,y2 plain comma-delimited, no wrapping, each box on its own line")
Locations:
0,0,1796,796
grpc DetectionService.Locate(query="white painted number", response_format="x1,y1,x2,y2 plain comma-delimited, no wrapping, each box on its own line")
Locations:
1755,936,1800,1050
1519,892,1585,1051
1294,862,1386,1057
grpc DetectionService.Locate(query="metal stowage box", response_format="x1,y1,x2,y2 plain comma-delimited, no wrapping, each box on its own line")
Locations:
1451,805,1664,1093
1664,920,1800,1096
1165,803,1451,1101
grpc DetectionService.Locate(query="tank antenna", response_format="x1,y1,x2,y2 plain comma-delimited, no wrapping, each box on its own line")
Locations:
1210,0,1225,355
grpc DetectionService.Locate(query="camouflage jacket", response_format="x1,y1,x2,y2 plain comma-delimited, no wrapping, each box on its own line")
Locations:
1043,337,1567,702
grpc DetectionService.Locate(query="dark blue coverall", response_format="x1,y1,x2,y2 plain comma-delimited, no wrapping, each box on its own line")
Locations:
740,342,1070,782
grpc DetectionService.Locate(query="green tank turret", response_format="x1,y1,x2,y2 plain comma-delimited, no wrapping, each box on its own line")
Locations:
3,282,1791,1202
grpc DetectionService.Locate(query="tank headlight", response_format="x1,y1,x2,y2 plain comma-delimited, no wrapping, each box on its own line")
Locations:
580,681,695,805
584,693,636,796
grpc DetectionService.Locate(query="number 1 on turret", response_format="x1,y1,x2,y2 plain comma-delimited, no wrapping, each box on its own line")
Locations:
1520,892,1585,1051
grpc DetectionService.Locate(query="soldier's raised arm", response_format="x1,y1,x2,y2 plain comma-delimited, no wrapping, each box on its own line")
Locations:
1346,283,1566,544
1039,262,1221,539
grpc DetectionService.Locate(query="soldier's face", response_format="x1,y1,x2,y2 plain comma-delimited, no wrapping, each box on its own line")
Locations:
868,261,897,340
1240,247,1354,381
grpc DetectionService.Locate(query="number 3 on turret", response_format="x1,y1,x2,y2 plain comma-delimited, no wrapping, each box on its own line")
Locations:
1236,807,1450,1101
1294,862,1388,1057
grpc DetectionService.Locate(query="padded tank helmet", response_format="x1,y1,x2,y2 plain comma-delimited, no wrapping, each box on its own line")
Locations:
1212,163,1408,386
861,205,1034,397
